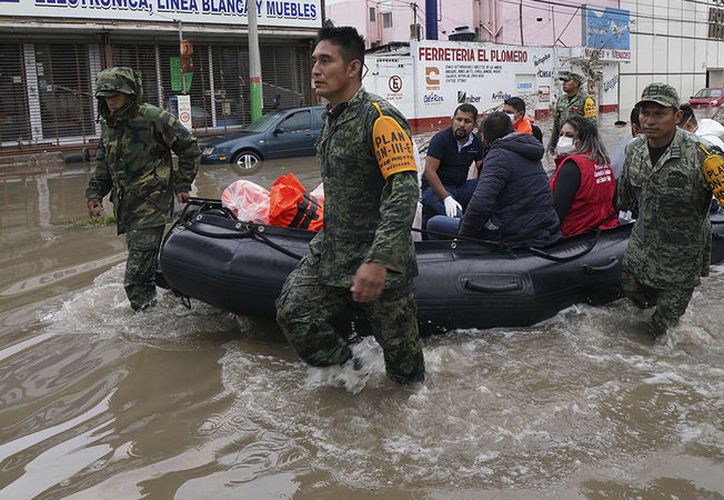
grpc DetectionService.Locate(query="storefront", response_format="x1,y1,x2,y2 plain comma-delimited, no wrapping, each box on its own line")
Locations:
0,0,321,152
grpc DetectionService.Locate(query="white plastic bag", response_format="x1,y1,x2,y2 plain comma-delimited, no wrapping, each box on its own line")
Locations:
221,180,270,223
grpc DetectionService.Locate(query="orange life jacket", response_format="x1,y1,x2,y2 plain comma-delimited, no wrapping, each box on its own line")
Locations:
268,173,324,231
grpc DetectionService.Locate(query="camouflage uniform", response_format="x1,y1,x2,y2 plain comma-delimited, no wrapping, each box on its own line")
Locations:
617,83,712,336
85,67,200,310
276,87,425,384
548,71,597,153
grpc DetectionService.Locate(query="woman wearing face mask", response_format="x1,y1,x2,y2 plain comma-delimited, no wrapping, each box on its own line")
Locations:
549,115,618,237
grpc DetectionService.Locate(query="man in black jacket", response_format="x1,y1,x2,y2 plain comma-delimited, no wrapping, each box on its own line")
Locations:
427,112,561,247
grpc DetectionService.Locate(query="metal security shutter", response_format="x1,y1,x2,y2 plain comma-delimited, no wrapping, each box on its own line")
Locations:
158,44,213,133
113,45,161,108
0,43,30,145
211,45,250,129
260,43,311,111
33,43,95,142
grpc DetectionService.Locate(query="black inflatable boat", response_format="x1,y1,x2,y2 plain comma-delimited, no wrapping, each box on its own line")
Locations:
159,200,724,335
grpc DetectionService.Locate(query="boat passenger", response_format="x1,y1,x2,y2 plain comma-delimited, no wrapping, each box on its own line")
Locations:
678,103,724,151
502,96,534,136
421,104,485,221
549,115,618,237
427,112,561,247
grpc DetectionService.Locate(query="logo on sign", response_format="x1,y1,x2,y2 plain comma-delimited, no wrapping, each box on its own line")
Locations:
457,91,481,103
537,69,553,78
423,93,445,104
425,67,440,86
534,53,551,66
180,111,191,122
491,91,511,101
388,75,402,93
517,82,533,90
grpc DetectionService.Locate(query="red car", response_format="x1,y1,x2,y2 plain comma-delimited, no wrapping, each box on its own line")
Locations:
689,87,724,108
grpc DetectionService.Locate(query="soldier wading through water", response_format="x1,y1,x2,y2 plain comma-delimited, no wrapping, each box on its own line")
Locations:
617,83,713,338
275,26,425,384
86,67,200,312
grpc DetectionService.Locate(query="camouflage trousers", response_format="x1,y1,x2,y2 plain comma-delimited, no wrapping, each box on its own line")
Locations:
276,254,425,384
124,226,164,311
621,269,695,337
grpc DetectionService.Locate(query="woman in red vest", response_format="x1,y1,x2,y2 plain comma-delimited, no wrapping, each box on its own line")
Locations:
550,115,618,237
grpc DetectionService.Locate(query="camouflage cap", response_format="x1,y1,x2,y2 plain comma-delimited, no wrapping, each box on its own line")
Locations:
636,82,679,108
559,71,584,83
95,67,137,98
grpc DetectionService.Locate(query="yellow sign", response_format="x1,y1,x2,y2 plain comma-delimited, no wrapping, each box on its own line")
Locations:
371,102,417,180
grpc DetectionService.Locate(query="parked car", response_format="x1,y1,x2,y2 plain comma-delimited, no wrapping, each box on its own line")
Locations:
688,87,724,108
200,105,326,173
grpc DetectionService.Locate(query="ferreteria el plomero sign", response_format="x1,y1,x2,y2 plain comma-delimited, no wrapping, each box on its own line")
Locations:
0,0,321,28
711,6,724,40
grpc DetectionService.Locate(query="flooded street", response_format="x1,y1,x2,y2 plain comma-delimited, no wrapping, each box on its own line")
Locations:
1,116,724,498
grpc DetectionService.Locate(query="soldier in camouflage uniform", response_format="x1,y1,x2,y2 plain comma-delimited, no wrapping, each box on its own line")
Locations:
617,83,712,338
276,26,425,384
85,67,200,311
548,71,597,155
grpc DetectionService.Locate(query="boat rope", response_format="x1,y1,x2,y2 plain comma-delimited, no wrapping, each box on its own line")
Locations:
413,210,622,263
249,226,305,260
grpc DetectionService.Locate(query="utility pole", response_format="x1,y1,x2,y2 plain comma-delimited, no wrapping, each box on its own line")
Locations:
177,20,186,94
519,0,524,45
425,0,438,40
411,2,420,41
248,0,263,121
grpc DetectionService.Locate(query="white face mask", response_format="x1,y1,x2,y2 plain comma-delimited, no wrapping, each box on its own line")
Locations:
556,136,575,156
506,113,516,123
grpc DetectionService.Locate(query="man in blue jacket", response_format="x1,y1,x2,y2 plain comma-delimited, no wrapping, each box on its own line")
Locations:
427,112,560,247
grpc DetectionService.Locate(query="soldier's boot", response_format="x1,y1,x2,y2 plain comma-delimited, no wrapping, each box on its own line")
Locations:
125,284,157,312
649,315,669,340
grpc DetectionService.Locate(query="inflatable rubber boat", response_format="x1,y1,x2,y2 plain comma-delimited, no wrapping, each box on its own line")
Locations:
159,199,724,335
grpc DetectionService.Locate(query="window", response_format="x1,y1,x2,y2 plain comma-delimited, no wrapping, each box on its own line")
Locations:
382,12,393,28
279,110,310,132
369,7,376,22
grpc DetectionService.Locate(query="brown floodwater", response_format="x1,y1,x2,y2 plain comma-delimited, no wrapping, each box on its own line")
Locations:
1,116,723,498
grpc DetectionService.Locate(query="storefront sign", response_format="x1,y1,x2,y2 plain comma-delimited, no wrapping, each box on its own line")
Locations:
583,47,631,61
583,6,630,51
0,0,321,28
411,40,553,119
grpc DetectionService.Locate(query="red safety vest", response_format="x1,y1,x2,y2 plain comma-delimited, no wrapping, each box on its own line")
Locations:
550,153,618,237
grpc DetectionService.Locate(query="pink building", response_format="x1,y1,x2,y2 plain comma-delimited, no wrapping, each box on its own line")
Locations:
325,0,617,48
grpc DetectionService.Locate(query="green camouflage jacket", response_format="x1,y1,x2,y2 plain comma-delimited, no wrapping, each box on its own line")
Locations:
85,67,200,234
548,89,597,152
309,87,419,289
617,128,712,288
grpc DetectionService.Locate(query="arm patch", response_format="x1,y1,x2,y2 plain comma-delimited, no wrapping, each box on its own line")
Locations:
371,102,417,180
583,97,597,119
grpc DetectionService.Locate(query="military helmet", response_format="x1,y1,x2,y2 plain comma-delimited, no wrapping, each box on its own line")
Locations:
559,71,584,83
636,82,680,109
95,67,137,98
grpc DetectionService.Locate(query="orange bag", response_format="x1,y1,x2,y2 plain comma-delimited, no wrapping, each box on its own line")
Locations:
268,173,324,231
